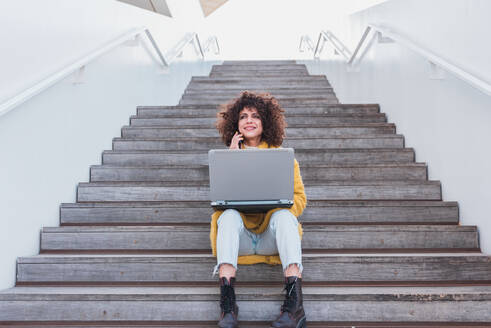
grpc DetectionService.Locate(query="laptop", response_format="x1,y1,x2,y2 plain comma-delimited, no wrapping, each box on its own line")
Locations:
208,148,294,212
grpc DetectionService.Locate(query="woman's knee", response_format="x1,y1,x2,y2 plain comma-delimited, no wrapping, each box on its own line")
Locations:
218,209,244,230
269,209,299,230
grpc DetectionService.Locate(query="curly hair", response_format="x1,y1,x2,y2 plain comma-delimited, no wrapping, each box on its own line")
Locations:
216,91,287,147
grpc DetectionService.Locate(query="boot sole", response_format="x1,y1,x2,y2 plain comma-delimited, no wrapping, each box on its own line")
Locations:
270,315,306,328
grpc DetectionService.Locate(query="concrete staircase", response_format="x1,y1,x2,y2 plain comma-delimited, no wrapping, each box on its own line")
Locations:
1,60,490,327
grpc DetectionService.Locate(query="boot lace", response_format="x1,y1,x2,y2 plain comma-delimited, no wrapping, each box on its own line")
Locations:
281,278,298,313
220,284,235,314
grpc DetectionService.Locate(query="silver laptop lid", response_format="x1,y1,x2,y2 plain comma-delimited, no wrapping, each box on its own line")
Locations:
208,148,294,204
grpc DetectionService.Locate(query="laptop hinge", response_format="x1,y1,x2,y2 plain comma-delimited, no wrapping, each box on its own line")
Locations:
211,200,293,206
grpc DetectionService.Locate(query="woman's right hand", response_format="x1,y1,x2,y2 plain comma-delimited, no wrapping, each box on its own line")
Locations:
229,131,244,149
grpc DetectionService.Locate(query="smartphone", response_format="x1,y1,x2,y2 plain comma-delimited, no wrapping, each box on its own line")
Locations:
237,131,243,149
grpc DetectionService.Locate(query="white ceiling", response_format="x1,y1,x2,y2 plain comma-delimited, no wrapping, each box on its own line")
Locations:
199,0,228,17
117,0,229,18
117,0,172,17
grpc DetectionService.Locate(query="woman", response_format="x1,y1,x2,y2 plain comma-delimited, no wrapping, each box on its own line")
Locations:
211,91,307,328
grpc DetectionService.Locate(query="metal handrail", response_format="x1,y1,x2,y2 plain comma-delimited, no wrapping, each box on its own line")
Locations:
314,30,352,60
165,32,202,63
299,35,315,53
0,27,219,117
301,24,491,97
203,36,220,55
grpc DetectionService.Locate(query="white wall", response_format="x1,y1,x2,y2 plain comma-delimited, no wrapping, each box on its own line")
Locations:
302,0,491,253
202,0,388,60
0,0,218,290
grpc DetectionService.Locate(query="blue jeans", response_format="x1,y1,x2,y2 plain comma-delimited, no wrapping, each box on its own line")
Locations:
213,208,303,275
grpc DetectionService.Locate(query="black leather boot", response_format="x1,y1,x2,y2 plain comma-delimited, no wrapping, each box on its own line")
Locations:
271,276,306,328
218,277,239,328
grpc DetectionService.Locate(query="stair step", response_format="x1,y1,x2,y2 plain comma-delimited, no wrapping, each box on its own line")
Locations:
60,200,459,226
180,93,337,101
76,181,441,202
135,111,385,119
38,225,478,254
210,71,310,77
130,114,388,125
186,83,331,90
183,88,334,95
222,60,298,65
90,163,427,182
112,135,405,151
210,67,309,73
17,253,489,285
137,104,380,115
181,93,338,100
120,124,396,139
191,74,329,81
1,286,490,323
211,65,307,72
179,97,340,105
102,148,413,166
190,76,331,88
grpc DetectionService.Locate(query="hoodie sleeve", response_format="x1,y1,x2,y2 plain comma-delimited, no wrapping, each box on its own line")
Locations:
288,158,307,218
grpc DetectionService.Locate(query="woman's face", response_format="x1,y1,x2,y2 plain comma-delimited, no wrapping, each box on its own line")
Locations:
238,106,263,141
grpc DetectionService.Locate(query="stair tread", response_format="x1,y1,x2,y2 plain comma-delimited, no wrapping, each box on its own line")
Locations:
101,148,416,165
113,138,405,151
102,148,413,154
180,94,337,98
192,74,327,78
78,180,440,187
92,163,427,169
209,72,311,74
61,200,458,208
41,224,475,233
41,223,476,253
59,199,459,225
90,163,428,182
20,252,488,261
3,285,491,298
123,123,395,128
222,60,298,65
137,103,378,109
182,89,335,93
181,100,341,105
17,254,490,284
122,126,395,138
211,66,307,70
18,254,490,285
184,87,334,91
132,113,385,118
115,134,404,140
3,286,491,323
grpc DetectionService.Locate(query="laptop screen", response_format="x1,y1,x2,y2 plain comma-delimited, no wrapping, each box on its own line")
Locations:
208,148,294,210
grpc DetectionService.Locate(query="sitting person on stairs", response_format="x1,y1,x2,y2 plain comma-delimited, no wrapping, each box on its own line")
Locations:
210,91,308,328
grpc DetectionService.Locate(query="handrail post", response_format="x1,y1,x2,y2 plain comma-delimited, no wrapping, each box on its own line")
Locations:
347,26,371,66
194,34,205,59
144,29,169,67
314,32,322,58
299,36,304,52
214,37,220,55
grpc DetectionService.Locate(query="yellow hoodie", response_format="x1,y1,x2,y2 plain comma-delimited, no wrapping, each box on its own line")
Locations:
209,140,307,265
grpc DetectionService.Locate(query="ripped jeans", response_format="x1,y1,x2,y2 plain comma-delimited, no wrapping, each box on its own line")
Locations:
213,208,303,275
